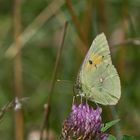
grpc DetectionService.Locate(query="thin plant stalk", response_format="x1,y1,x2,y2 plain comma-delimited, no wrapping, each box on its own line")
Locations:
65,0,88,50
13,0,24,140
109,106,122,139
40,22,68,140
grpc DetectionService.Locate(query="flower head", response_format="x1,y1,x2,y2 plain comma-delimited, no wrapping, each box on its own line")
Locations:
61,103,108,140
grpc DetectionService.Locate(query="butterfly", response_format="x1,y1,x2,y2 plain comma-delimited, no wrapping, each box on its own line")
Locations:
74,33,121,105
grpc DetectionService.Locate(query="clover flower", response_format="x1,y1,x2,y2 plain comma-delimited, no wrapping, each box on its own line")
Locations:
61,103,108,140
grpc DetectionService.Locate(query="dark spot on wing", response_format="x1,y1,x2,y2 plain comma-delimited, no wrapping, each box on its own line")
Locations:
89,60,93,65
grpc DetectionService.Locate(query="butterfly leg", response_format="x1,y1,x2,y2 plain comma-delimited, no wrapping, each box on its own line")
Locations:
72,96,76,106
80,95,83,104
85,98,88,105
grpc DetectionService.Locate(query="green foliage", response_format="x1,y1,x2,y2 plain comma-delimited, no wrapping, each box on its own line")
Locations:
101,119,120,132
107,135,136,140
122,135,136,140
107,135,116,140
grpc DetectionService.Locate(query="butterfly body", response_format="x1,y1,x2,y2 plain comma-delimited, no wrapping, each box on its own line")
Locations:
75,33,121,105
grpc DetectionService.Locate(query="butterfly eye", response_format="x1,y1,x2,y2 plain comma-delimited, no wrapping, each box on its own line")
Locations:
89,60,93,65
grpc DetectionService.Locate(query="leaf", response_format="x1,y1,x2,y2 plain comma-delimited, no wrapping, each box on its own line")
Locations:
122,135,136,140
101,119,120,132
107,134,116,140
107,134,135,140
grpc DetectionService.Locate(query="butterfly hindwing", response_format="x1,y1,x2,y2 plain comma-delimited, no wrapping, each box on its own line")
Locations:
77,33,121,105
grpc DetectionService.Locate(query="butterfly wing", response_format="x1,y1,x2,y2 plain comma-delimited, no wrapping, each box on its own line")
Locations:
78,33,121,105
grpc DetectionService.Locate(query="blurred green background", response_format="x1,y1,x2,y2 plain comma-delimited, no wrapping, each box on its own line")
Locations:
0,0,140,139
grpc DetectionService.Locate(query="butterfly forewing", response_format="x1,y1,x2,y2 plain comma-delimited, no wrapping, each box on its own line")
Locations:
82,33,112,67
